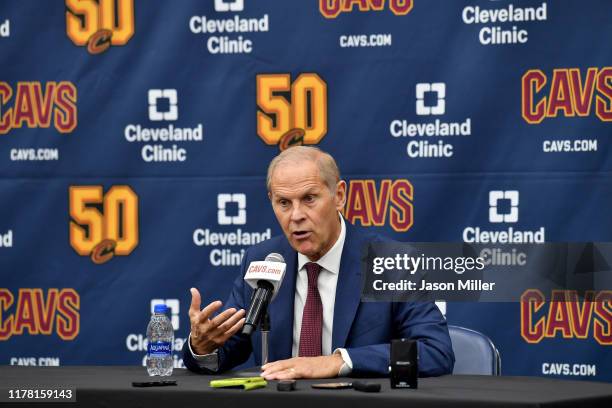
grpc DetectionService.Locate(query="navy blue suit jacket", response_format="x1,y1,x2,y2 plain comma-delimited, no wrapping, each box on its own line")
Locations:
183,222,454,377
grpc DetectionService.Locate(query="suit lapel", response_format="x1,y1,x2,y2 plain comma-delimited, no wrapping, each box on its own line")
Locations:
265,223,365,357
268,242,296,361
332,222,362,350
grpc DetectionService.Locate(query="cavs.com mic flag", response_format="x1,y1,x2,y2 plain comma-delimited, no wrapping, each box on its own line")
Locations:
242,253,286,335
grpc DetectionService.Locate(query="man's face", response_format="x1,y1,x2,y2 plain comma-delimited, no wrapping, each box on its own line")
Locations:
269,160,346,261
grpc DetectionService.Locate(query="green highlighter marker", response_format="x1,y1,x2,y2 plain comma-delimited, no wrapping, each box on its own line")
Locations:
210,377,268,391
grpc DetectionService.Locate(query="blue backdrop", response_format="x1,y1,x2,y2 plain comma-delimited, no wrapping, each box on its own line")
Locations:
0,0,610,381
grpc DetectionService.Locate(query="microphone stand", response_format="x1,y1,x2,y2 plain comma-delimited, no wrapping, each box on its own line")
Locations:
236,306,271,377
260,310,270,365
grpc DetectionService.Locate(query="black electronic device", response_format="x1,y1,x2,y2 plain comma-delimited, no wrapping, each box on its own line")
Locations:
132,380,177,387
352,381,381,393
277,380,297,391
389,338,418,389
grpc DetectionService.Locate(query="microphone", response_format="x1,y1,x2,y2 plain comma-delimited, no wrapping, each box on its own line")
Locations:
241,253,286,336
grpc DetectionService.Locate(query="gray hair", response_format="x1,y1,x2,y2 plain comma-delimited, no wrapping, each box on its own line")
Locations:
266,146,341,193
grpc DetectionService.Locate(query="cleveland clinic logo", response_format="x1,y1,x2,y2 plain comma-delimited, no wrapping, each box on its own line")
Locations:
461,2,547,46
489,190,519,223
218,194,247,225
189,0,268,54
122,89,203,163
215,0,244,12
193,193,271,266
463,189,545,243
416,83,445,116
148,89,178,121
389,82,471,158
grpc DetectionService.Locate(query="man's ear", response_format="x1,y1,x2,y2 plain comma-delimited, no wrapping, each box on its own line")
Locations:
268,191,272,201
335,180,347,210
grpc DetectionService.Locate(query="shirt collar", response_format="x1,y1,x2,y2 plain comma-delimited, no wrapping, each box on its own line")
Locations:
297,214,346,274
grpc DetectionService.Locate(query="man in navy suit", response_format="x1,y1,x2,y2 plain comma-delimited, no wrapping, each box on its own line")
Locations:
183,147,454,379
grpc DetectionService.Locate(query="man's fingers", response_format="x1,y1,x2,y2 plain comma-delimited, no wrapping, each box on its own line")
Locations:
209,307,237,327
188,288,201,319
197,300,223,323
220,317,246,341
261,358,289,371
261,359,291,376
216,309,245,332
265,369,297,380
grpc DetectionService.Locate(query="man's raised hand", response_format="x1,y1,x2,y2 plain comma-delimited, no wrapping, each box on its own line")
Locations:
188,287,245,355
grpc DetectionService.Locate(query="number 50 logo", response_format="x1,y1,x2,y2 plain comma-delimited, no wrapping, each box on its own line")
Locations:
69,186,139,264
66,0,135,54
257,73,328,150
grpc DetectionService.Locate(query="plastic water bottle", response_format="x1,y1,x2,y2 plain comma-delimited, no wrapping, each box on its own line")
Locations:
146,304,174,376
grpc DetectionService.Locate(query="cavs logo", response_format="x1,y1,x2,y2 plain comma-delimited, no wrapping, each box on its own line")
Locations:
522,67,612,124
320,0,413,19
521,290,612,346
66,0,135,54
0,288,80,341
0,81,77,134
343,179,414,232
69,185,139,264
256,73,327,151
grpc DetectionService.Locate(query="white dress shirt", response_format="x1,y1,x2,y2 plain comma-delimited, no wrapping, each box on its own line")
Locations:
190,214,353,375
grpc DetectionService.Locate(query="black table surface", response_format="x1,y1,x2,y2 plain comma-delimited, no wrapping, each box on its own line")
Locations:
1,366,612,408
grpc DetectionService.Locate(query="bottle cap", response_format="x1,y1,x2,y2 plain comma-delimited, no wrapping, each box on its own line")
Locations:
153,304,167,314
